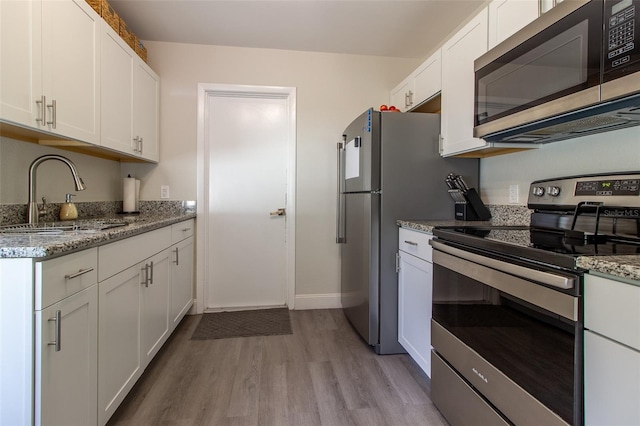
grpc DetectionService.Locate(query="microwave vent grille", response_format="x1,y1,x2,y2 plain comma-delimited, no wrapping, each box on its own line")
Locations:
527,115,630,136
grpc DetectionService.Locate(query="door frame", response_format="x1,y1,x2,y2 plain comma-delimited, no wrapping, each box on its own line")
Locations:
195,83,297,313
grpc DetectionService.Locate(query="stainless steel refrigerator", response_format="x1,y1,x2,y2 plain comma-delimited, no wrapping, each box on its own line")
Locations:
336,108,479,354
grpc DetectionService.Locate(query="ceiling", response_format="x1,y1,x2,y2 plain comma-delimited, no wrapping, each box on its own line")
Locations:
109,0,488,59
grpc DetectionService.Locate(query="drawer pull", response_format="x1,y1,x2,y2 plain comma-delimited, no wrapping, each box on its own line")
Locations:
182,227,191,232
173,247,179,265
404,240,418,246
64,267,94,280
48,310,61,352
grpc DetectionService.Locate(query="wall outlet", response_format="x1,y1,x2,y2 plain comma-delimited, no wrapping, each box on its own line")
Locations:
508,184,519,204
161,185,170,199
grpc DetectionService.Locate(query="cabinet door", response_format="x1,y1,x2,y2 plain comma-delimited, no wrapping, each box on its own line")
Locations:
35,285,98,426
0,0,42,128
41,0,101,144
413,48,442,107
133,61,159,162
101,23,134,154
488,0,539,49
441,7,488,157
141,249,171,365
98,264,143,426
584,331,640,425
170,237,194,329
390,77,412,111
397,250,433,377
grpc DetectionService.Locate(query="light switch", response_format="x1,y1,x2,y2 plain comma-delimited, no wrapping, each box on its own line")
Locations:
161,185,170,199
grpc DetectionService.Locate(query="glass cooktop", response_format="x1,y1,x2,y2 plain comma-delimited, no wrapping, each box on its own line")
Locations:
433,225,640,269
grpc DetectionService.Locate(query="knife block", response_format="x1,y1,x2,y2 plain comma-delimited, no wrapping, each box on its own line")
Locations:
463,188,492,221
451,188,492,221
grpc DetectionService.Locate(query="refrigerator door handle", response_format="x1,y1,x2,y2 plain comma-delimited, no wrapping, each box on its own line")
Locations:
336,138,346,243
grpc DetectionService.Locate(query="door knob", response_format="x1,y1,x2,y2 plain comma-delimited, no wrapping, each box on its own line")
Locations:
270,208,286,216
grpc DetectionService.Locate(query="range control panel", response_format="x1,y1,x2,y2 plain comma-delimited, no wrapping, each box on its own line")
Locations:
528,173,640,208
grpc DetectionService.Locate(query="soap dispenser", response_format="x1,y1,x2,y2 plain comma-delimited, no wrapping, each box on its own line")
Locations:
59,193,78,220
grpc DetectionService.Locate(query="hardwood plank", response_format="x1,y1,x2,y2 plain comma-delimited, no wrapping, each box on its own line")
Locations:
107,309,445,426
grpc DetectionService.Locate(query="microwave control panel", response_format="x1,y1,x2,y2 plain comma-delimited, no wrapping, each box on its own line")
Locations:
605,0,639,75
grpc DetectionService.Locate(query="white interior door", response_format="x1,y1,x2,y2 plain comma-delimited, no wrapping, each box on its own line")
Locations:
204,90,293,310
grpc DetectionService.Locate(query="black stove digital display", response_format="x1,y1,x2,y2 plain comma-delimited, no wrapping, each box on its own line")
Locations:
575,179,640,196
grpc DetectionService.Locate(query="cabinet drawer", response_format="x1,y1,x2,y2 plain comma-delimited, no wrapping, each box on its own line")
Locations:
35,248,98,310
399,228,433,262
585,274,640,351
99,227,171,281
172,219,194,243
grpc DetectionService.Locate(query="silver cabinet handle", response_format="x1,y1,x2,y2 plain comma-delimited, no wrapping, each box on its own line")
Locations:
46,99,56,129
141,264,149,287
139,137,143,154
182,227,191,233
173,247,179,265
65,267,94,280
404,240,418,246
148,261,154,285
408,90,413,107
270,208,286,216
36,96,46,126
48,310,61,352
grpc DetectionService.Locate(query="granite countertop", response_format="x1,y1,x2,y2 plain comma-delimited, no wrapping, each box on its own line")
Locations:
0,213,196,259
397,219,491,234
576,256,640,282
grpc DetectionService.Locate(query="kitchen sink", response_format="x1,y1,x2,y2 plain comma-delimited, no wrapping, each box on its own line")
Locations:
0,219,130,235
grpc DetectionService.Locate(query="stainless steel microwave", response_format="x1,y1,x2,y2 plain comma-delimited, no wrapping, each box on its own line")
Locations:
474,0,640,143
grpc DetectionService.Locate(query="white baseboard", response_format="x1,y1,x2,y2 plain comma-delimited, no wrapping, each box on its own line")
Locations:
294,293,342,310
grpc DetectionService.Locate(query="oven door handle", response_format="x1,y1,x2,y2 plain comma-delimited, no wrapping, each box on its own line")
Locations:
430,240,575,289
431,241,578,321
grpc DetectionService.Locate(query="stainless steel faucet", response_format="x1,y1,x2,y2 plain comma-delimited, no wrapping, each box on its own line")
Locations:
27,155,86,224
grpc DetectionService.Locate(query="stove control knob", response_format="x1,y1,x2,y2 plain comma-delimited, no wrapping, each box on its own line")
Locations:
532,186,545,197
547,186,561,197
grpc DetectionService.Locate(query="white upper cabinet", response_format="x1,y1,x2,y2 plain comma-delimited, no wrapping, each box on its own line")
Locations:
1,0,159,163
440,8,489,157
488,0,540,49
413,49,442,107
0,0,42,127
133,62,160,162
390,48,442,112
102,21,159,162
390,76,412,111
1,0,100,143
41,0,101,144
101,24,135,155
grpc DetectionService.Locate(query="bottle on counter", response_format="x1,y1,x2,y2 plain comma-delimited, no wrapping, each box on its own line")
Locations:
59,193,78,220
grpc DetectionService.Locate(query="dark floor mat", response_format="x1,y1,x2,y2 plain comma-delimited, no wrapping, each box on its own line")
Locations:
190,307,292,340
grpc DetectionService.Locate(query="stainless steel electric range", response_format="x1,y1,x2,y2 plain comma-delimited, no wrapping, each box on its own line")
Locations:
429,172,640,426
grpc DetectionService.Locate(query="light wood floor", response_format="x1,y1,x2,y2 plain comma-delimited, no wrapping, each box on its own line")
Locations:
107,309,448,426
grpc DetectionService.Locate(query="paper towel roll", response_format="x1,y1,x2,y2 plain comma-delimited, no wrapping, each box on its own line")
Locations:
123,177,137,213
135,179,140,211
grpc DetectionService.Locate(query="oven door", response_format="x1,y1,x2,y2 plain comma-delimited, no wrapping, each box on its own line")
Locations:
430,240,582,426
474,0,602,139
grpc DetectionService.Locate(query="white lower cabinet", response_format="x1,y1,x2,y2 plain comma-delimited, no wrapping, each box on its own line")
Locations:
584,274,640,425
397,228,433,377
0,219,196,426
171,236,195,327
35,261,98,426
141,249,171,365
98,262,144,425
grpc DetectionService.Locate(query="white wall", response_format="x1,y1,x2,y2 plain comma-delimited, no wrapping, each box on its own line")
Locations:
121,41,418,299
480,126,640,205
0,136,121,204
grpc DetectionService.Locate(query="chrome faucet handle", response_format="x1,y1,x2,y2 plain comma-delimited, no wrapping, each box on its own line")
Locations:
38,197,47,218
